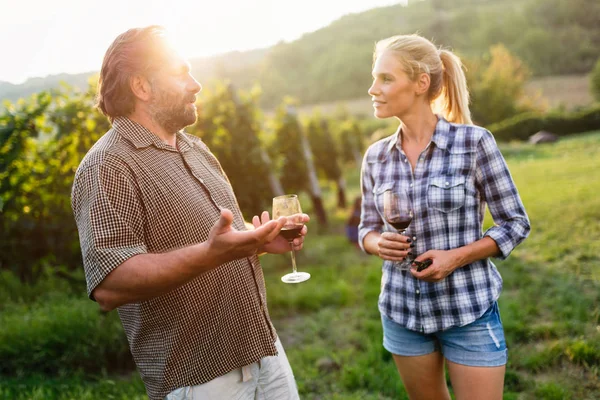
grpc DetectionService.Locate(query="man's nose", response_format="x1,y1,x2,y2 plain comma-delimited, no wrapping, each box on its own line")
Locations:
188,76,202,93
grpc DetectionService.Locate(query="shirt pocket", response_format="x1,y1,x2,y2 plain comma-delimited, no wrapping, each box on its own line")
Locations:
427,175,466,213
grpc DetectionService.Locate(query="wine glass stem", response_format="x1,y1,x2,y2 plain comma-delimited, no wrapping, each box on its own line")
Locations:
289,242,298,274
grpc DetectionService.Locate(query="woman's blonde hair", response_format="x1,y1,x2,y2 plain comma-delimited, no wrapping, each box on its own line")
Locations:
374,34,472,125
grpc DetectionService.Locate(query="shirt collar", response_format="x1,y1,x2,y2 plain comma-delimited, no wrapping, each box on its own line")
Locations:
112,116,194,153
384,115,452,156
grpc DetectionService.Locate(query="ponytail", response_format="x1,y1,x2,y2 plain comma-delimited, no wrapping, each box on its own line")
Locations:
435,49,472,125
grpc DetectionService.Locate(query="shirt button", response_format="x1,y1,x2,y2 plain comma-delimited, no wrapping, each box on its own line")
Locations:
445,181,450,186
404,158,408,163
412,236,417,241
416,289,420,294
410,183,413,187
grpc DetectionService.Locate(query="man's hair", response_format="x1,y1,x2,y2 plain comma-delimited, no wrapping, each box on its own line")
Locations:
96,25,168,121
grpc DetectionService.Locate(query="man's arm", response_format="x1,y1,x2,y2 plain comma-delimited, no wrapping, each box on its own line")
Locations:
93,209,284,312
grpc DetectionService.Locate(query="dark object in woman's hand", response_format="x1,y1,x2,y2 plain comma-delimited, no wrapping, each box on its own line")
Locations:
414,259,433,272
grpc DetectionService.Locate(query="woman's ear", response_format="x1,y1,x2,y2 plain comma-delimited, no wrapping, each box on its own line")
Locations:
415,72,431,96
130,74,153,102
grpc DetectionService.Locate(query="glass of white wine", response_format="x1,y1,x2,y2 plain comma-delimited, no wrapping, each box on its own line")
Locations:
272,194,310,283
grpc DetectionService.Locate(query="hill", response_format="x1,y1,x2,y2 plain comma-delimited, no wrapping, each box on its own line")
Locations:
1,0,598,107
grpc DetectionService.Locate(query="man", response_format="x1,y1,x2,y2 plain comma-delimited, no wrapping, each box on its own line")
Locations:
71,25,306,400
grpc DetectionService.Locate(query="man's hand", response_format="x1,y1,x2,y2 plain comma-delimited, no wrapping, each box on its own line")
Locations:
205,208,286,266
252,211,309,254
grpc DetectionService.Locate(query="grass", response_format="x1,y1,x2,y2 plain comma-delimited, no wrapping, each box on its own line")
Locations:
2,130,600,399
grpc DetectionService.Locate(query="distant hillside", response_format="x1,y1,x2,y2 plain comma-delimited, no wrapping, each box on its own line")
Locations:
2,0,598,108
0,72,94,104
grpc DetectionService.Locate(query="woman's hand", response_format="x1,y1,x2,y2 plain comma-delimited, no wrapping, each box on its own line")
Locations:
252,211,310,255
376,232,413,261
410,249,462,282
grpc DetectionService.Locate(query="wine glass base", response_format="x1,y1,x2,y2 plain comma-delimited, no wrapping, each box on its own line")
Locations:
281,272,311,283
394,259,414,270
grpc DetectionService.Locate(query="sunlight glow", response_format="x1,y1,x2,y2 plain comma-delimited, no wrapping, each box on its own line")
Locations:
0,0,404,84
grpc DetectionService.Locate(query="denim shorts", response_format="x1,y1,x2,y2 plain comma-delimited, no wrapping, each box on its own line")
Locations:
381,302,507,367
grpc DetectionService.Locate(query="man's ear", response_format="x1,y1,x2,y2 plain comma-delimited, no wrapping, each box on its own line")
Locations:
415,72,431,96
130,74,153,102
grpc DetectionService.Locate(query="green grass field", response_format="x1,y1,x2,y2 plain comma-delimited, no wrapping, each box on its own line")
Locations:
1,131,599,399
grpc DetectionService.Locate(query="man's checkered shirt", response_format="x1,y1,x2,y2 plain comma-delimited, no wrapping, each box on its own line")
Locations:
359,117,530,334
71,117,277,400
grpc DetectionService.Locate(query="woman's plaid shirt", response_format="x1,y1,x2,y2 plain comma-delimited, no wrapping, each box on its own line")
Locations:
359,117,530,333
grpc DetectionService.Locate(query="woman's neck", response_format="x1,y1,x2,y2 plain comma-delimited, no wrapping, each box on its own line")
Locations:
398,108,438,147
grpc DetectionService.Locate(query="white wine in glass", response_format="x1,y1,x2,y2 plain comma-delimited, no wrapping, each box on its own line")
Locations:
272,194,310,283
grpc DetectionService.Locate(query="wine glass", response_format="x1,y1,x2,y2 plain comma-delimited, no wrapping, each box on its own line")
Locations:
383,189,414,270
272,194,310,283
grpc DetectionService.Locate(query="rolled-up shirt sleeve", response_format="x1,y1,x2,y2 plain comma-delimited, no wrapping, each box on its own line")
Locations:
476,130,531,259
71,157,147,300
358,148,384,252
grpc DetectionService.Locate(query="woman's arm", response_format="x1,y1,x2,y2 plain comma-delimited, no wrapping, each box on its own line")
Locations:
413,129,530,282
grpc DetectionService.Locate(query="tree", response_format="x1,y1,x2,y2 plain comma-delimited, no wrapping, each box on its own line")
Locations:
0,82,108,282
305,112,346,208
468,44,536,126
591,58,600,102
269,101,327,226
189,83,276,217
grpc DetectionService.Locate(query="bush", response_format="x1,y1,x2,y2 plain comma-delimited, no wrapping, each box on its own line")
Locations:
487,104,600,142
0,296,133,376
592,57,600,102
468,44,535,126
0,266,85,307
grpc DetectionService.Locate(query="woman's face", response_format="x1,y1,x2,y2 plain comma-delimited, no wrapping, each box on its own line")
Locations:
368,50,419,119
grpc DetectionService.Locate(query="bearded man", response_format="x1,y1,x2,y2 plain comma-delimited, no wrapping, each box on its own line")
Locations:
71,25,306,400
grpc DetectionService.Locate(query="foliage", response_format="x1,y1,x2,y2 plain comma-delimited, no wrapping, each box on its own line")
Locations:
468,44,537,126
2,131,600,399
189,82,274,216
305,112,342,183
268,101,310,194
0,295,133,376
0,375,146,400
591,57,600,102
487,103,600,141
4,0,600,109
0,85,108,282
0,82,364,282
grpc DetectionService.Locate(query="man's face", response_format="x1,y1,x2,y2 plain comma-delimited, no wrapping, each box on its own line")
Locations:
147,49,202,133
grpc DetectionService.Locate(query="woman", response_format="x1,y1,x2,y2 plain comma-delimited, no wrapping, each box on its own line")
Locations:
358,34,530,400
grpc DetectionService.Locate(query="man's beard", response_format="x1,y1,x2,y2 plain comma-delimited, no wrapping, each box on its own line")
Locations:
148,87,197,134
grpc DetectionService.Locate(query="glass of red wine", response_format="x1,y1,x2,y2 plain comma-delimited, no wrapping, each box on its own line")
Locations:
272,194,310,283
383,189,414,270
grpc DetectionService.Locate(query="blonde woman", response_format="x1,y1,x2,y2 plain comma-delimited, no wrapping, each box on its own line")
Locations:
358,34,530,400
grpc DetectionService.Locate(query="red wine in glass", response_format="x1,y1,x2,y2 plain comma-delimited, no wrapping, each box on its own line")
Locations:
272,194,310,283
280,225,304,241
383,190,414,269
388,217,412,232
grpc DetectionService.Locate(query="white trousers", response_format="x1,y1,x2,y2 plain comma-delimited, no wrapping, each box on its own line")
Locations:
165,338,299,400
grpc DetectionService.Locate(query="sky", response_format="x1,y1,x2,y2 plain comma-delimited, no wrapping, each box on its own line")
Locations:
0,0,405,84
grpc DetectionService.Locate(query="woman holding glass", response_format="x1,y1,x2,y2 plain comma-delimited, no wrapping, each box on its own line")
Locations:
358,34,531,400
